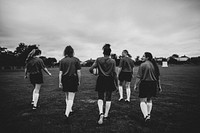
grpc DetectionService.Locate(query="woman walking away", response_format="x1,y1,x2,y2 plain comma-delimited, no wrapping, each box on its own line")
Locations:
89,44,117,125
118,50,134,102
134,52,162,124
24,49,52,110
59,45,81,122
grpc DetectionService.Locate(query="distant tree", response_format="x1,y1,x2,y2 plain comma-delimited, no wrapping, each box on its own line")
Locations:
0,47,17,67
45,57,57,67
172,54,179,58
84,58,95,67
168,57,178,64
14,43,39,66
190,57,200,64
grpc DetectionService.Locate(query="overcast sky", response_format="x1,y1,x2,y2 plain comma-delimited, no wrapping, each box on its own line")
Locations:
0,0,200,61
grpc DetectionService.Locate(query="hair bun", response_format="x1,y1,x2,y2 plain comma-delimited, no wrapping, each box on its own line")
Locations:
102,44,110,50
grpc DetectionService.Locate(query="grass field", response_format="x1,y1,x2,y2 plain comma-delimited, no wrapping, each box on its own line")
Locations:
0,65,200,133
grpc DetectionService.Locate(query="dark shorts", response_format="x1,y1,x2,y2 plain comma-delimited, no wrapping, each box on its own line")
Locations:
62,75,79,92
30,73,43,85
119,71,132,82
96,76,116,92
139,81,158,98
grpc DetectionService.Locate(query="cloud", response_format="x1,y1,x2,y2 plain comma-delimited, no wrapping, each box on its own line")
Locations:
0,0,200,61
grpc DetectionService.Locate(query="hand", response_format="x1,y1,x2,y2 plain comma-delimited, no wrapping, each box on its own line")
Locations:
49,73,52,76
59,83,63,89
158,86,162,93
134,85,138,91
24,75,28,79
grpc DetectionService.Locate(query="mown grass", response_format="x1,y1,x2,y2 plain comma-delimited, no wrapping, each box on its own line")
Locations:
0,65,200,133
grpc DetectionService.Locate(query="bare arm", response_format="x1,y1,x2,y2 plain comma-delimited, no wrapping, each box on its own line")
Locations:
157,79,162,92
24,68,28,79
43,67,52,76
89,60,97,73
117,67,122,77
134,77,141,91
59,71,63,88
77,70,81,85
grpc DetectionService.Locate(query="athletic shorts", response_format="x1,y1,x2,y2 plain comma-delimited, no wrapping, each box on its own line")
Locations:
96,76,116,92
30,73,43,85
139,81,158,98
62,75,79,92
119,71,132,82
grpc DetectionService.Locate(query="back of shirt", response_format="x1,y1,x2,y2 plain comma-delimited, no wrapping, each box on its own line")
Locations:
96,57,116,77
59,56,81,76
136,60,157,81
26,57,45,74
119,57,134,72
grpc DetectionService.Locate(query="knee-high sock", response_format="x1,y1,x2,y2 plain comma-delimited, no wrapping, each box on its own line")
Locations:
65,100,73,117
119,86,123,99
33,92,39,107
32,90,35,102
147,102,152,115
104,101,111,117
97,99,104,114
65,98,68,115
140,102,148,118
126,88,131,101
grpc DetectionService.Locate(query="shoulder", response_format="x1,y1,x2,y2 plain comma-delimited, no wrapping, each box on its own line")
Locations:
110,58,115,63
73,57,80,62
140,61,149,67
60,57,66,62
96,57,103,62
97,57,103,60
37,57,43,62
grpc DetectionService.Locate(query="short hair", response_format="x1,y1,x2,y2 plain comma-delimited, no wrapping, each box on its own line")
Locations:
64,45,74,57
102,44,111,56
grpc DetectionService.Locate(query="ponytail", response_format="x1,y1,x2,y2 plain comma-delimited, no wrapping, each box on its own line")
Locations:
144,52,160,80
123,50,132,58
25,49,41,64
25,49,36,64
150,58,160,80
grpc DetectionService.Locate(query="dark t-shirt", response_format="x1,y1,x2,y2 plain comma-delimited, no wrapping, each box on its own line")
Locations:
26,57,45,74
136,60,157,81
59,56,81,76
92,57,116,77
119,57,134,72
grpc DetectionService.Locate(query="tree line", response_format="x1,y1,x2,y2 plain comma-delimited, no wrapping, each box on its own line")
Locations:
0,43,57,69
1,43,200,70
